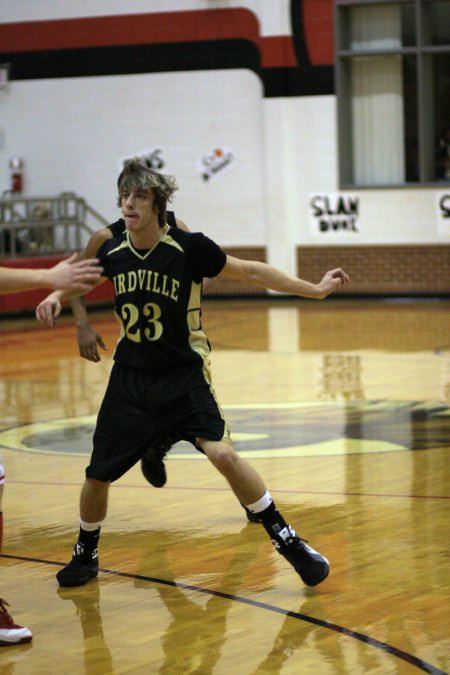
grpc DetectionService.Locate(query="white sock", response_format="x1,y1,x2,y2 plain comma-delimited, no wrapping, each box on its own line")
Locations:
80,519,102,532
246,491,272,514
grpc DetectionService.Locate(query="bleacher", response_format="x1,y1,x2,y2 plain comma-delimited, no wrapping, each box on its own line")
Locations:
0,193,115,312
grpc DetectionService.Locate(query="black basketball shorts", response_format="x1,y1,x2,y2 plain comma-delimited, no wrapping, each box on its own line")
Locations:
86,363,231,482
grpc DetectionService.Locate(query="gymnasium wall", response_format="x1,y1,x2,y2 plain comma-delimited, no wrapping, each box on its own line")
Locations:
0,0,449,301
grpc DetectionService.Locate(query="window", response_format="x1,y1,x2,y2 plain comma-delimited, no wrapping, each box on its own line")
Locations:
335,0,450,186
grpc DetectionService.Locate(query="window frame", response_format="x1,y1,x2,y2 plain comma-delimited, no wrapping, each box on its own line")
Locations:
335,0,450,187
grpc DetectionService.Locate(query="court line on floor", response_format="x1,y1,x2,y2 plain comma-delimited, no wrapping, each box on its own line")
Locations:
6,478,450,500
1,553,445,675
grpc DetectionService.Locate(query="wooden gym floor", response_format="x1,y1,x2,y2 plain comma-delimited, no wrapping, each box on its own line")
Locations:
0,297,449,674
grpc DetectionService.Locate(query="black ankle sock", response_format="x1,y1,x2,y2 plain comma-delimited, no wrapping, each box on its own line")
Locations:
78,526,100,553
258,502,289,541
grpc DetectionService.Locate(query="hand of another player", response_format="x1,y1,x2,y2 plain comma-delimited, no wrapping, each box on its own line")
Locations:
49,253,103,291
36,295,62,327
316,268,350,298
77,324,108,362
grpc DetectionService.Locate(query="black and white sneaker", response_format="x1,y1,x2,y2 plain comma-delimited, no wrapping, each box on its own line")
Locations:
273,526,329,586
141,442,170,488
56,543,99,587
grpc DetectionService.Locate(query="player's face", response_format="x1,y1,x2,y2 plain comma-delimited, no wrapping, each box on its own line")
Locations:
121,188,158,231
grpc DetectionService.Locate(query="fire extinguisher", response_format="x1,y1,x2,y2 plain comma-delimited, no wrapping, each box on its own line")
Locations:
9,157,24,194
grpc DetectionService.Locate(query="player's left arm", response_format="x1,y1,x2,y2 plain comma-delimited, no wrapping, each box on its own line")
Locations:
179,219,215,292
219,256,350,299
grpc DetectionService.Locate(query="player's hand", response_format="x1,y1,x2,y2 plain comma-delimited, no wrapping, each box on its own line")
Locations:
316,268,350,298
77,323,108,362
48,253,103,291
36,295,62,327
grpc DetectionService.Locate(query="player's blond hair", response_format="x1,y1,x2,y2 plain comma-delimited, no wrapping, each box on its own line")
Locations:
117,158,179,227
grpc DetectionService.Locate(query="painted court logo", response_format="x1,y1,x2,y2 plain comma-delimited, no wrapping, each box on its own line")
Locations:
0,401,447,458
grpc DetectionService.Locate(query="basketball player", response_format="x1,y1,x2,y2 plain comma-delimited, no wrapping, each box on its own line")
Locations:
43,211,218,495
0,254,102,646
36,159,350,590
66,211,190,490
70,211,190,364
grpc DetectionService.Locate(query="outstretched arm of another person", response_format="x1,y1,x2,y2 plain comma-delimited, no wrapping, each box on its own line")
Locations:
219,256,350,298
36,276,106,328
0,254,102,295
36,232,108,328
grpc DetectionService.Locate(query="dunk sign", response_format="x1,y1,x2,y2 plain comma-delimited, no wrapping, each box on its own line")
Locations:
436,191,450,235
309,193,360,235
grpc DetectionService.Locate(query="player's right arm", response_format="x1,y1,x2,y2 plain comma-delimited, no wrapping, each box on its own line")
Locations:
36,228,111,328
71,295,108,362
69,228,113,361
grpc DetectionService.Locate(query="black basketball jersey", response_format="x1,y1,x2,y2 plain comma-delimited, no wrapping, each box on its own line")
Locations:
108,210,177,238
96,226,226,372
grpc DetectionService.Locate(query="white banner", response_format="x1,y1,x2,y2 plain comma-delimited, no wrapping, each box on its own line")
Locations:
198,147,235,182
118,147,166,172
309,193,360,235
436,191,450,236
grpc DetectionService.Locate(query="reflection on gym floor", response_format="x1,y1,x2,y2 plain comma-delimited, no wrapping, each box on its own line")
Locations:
0,297,449,674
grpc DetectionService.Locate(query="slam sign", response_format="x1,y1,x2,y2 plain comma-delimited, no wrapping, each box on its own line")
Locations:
436,192,450,236
310,194,360,234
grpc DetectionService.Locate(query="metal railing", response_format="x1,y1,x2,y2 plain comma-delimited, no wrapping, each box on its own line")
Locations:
0,192,109,257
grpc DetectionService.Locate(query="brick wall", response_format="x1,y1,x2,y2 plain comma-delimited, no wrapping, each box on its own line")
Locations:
297,245,450,295
207,244,450,297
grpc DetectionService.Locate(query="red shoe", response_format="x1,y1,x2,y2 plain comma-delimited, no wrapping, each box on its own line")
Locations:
0,599,32,646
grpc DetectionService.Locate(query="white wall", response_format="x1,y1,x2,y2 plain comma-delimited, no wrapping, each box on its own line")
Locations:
0,0,292,35
1,0,448,276
0,69,267,246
